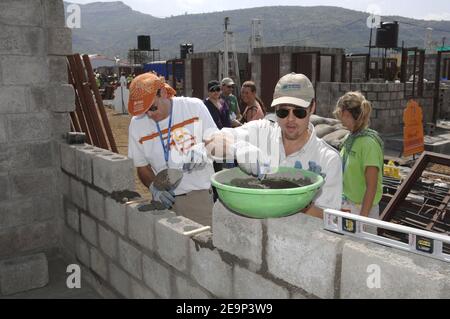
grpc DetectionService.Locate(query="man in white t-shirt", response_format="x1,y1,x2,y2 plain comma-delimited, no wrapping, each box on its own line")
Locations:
208,73,342,218
128,73,218,225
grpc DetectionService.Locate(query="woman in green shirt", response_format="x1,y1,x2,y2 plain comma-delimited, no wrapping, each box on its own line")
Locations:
333,92,384,219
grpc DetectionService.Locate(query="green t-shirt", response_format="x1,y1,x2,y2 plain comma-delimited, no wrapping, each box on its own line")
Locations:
223,94,239,115
341,135,383,206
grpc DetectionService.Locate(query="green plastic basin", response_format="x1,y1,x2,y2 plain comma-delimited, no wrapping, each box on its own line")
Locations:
211,167,324,218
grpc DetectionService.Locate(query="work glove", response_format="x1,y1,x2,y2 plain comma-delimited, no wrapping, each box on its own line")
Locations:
182,143,210,172
294,161,326,178
149,182,175,209
234,141,271,178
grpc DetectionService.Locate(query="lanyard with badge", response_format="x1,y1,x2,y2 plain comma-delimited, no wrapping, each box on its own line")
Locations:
155,100,174,168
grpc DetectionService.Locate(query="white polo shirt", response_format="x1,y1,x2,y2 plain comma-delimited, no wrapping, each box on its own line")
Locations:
226,120,342,210
128,97,218,195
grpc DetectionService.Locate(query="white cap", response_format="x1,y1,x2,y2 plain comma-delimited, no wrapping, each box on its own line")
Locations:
271,73,315,109
221,77,235,86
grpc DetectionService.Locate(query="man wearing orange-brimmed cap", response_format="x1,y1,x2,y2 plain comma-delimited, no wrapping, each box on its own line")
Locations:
128,73,218,226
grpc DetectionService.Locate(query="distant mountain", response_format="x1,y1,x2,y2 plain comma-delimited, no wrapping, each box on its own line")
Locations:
66,1,450,60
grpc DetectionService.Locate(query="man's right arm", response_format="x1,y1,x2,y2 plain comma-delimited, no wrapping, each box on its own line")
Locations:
137,165,156,188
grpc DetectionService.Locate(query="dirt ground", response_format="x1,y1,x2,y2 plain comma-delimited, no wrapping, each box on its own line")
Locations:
104,105,150,200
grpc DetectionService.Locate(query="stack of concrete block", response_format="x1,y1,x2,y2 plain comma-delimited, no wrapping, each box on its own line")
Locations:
0,0,73,281
0,253,49,296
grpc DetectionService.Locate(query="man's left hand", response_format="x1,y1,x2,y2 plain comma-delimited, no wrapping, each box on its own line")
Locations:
182,143,210,172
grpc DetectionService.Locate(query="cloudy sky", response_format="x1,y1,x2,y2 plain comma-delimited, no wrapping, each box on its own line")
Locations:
69,0,450,20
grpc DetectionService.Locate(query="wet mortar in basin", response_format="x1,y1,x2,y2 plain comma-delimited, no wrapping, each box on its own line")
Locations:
229,176,313,189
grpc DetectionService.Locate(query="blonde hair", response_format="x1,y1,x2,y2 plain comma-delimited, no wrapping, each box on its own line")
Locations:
333,91,372,132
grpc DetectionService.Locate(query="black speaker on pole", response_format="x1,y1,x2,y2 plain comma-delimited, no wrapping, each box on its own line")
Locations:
180,43,194,59
137,35,151,51
375,21,399,48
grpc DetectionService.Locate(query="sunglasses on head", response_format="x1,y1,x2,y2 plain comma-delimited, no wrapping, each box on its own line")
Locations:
276,108,308,119
209,87,221,92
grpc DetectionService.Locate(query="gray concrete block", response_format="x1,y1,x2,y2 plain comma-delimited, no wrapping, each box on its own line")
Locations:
104,197,126,236
0,195,56,230
127,202,175,252
142,255,171,298
367,92,377,101
0,86,27,114
46,84,75,113
80,213,98,247
60,143,77,175
190,242,233,298
92,154,134,193
118,238,142,280
60,171,70,198
131,278,157,299
47,27,72,56
0,26,45,56
0,144,9,173
0,56,48,85
339,83,350,92
10,169,56,198
212,201,262,266
90,246,108,281
98,224,118,261
340,240,450,299
0,0,42,26
75,145,95,183
174,275,210,299
48,56,68,84
10,142,55,170
43,0,66,27
378,92,391,101
70,178,86,210
75,236,90,267
86,187,105,221
155,216,202,272
0,118,6,143
0,173,10,202
0,221,59,258
50,112,71,140
79,264,118,299
28,86,46,112
7,113,51,142
266,213,344,299
233,265,289,299
109,262,131,299
61,225,77,255
0,253,49,296
372,83,387,92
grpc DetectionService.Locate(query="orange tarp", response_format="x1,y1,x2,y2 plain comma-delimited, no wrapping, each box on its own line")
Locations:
403,99,424,157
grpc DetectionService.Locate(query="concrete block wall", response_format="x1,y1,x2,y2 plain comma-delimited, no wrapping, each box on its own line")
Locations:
0,0,73,261
316,82,434,135
61,147,450,299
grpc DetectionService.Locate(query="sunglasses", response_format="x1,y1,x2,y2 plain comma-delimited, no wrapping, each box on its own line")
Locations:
209,87,221,92
276,108,308,119
147,89,161,112
148,104,158,112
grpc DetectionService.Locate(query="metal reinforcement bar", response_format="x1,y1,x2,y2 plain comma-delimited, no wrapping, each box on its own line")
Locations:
67,54,118,152
67,58,92,145
82,54,118,153
67,54,100,147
